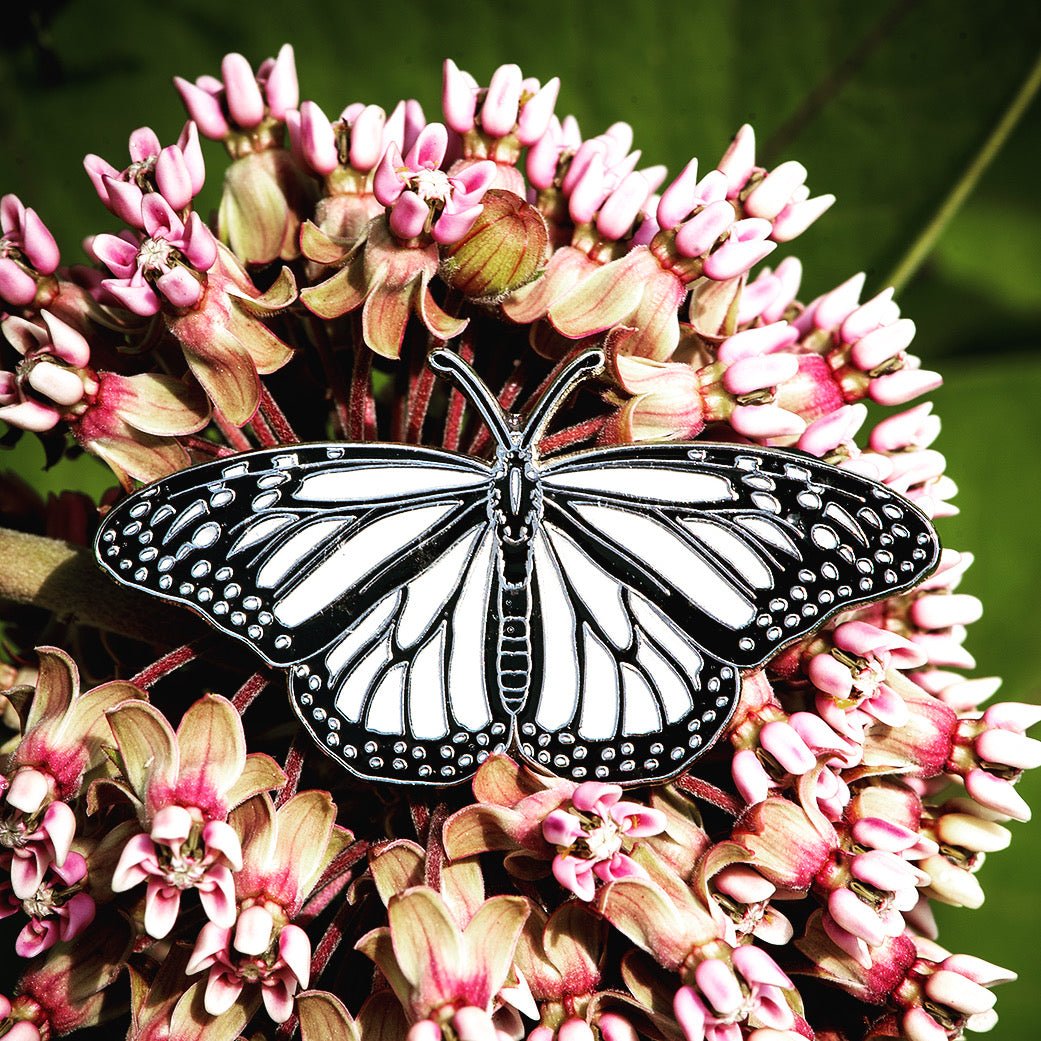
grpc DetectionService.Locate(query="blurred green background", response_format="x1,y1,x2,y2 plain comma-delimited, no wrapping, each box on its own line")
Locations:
1,0,1039,1035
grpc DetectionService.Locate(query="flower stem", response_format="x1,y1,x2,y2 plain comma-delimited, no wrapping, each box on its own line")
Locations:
212,407,253,452
442,338,474,451
307,317,351,438
347,337,374,441
231,670,270,714
537,416,607,455
250,407,278,448
0,528,206,646
674,773,743,816
276,735,306,807
259,382,299,443
130,643,199,689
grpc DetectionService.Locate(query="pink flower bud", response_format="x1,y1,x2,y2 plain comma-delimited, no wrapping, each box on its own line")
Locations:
260,44,299,119
745,161,807,220
674,200,734,258
480,64,523,137
717,321,799,364
723,352,799,396
703,219,776,280
730,403,805,440
442,58,479,133
770,192,835,241
869,367,943,405
850,318,917,372
174,76,230,139
717,124,757,194
221,52,266,128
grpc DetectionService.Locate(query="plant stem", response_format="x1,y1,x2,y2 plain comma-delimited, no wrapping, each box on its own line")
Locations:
0,528,207,646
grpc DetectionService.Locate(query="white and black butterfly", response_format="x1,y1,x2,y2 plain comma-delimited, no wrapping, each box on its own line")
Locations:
95,348,939,786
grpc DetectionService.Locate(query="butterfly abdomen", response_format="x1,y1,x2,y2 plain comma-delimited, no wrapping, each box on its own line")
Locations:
497,549,532,711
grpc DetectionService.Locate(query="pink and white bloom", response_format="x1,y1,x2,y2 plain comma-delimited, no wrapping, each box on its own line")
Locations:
808,621,928,738
542,781,667,901
174,44,298,140
716,124,835,241
0,311,92,433
0,194,60,307
358,886,529,1025
673,946,796,1041
106,695,284,937
188,904,310,1022
84,123,205,226
2,649,142,897
443,60,560,148
111,806,240,938
373,123,496,244
92,194,217,315
0,784,76,899
0,849,95,958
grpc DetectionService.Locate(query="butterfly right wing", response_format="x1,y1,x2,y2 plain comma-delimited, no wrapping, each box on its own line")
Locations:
517,525,739,785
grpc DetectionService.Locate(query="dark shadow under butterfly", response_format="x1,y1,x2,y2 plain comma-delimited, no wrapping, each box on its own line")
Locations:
95,349,940,786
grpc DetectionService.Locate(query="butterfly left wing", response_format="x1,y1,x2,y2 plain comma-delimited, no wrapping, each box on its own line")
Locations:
289,522,515,784
96,443,514,785
519,442,940,784
94,443,495,667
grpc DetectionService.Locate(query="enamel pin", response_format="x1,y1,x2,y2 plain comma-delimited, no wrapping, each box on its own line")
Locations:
95,349,940,786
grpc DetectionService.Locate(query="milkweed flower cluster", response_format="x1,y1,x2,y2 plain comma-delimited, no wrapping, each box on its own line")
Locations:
0,47,1034,1041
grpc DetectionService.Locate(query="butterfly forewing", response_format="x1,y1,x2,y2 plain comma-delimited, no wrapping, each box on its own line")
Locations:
540,443,940,670
95,445,495,667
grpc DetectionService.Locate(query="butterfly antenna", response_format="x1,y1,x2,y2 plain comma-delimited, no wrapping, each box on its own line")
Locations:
428,349,515,449
520,348,605,451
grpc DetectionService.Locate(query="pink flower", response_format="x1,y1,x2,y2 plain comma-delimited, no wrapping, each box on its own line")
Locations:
357,886,529,1024
673,946,796,1041
0,194,60,307
0,783,76,899
542,781,666,901
817,819,933,968
0,311,92,433
808,621,927,738
443,60,560,147
174,44,298,140
84,123,205,226
707,863,794,946
2,649,143,897
289,98,425,179
0,849,95,958
92,194,217,315
373,123,496,245
106,695,284,937
716,123,835,242
188,904,310,1023
111,806,241,938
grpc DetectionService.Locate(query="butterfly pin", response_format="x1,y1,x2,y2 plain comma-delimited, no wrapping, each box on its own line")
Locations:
95,348,940,786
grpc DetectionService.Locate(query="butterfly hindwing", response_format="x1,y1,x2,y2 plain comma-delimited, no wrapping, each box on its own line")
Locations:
287,524,515,784
95,445,494,667
540,442,939,670
517,526,739,783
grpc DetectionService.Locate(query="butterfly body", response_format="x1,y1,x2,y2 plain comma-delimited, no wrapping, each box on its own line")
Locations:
95,349,940,787
489,443,542,712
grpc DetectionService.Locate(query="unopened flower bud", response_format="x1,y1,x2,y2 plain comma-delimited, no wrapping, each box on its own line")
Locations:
440,190,549,301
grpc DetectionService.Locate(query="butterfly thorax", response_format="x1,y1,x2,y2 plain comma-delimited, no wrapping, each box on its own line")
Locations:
490,444,542,547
